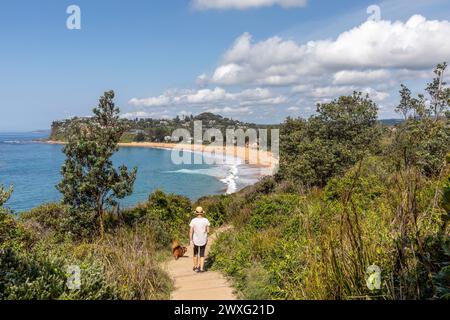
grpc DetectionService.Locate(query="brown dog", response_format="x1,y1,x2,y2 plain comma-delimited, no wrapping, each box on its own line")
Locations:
172,240,187,260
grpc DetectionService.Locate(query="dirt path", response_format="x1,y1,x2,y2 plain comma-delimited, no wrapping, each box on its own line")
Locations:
165,227,237,300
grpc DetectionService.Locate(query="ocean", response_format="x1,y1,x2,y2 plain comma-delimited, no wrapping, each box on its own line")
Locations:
0,132,260,213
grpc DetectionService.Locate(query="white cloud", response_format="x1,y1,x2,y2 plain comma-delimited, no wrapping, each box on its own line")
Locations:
129,88,230,107
293,85,389,102
291,84,311,93
191,0,307,10
310,86,356,99
121,111,171,120
332,70,391,86
361,88,390,102
210,15,450,86
205,106,252,114
196,73,209,87
129,95,171,107
129,87,287,109
127,15,449,120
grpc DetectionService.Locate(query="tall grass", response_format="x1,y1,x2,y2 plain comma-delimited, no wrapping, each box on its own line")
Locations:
205,157,449,300
74,222,172,300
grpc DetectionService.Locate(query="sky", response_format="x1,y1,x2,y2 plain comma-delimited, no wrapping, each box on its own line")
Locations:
0,0,450,131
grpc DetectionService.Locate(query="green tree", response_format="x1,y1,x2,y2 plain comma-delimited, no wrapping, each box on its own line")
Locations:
391,64,450,177
134,131,146,142
426,62,450,120
57,91,137,238
279,92,380,187
396,84,424,120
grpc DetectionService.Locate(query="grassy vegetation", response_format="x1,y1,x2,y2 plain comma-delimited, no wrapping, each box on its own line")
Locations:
199,65,450,299
1,64,449,300
203,157,449,300
0,190,201,300
200,64,449,300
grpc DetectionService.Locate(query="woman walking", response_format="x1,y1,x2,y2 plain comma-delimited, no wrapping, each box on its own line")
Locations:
189,207,211,273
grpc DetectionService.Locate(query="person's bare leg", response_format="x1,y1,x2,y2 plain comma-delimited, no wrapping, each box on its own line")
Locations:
193,255,198,269
200,257,205,271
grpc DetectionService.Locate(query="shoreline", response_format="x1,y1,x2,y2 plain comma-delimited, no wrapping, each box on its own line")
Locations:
47,140,279,194
48,140,278,171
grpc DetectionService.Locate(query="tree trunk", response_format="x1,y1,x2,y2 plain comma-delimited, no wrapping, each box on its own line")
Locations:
99,208,105,239
98,196,104,239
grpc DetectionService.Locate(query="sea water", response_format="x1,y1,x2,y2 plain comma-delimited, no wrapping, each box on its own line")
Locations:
0,132,260,213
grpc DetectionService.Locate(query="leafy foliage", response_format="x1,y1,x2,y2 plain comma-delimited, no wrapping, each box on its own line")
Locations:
208,64,450,300
389,63,450,177
57,91,137,238
51,112,279,144
278,92,381,187
1,190,185,300
388,118,450,177
121,190,192,244
209,157,449,300
0,185,13,210
0,186,29,251
0,247,117,300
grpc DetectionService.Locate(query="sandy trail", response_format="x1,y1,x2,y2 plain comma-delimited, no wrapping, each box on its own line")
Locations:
165,227,237,300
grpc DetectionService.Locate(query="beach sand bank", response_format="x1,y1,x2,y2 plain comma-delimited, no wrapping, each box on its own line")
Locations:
47,140,279,194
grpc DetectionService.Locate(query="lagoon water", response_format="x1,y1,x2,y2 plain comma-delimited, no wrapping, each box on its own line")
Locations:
0,132,259,213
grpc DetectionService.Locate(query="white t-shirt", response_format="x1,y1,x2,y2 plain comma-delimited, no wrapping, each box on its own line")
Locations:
190,217,210,246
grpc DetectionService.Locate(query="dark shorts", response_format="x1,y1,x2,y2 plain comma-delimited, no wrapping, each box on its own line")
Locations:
193,244,207,258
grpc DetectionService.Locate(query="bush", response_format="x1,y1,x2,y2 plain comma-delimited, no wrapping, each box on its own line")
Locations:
209,154,450,300
20,203,98,241
389,118,450,177
196,195,231,227
0,212,30,251
0,247,117,300
74,223,172,300
20,203,68,240
121,190,192,243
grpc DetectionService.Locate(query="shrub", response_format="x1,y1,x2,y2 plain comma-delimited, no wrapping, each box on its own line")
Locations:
209,154,449,300
0,213,29,251
196,195,231,227
389,118,450,177
20,203,69,240
122,190,192,243
0,247,117,300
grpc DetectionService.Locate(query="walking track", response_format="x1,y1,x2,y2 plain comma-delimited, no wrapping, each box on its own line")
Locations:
165,227,237,300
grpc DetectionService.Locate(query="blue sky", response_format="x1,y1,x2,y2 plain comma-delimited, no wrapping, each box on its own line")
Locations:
0,0,450,131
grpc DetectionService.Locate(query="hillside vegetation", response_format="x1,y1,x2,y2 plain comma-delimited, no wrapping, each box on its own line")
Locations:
1,64,449,300
50,112,278,144
201,64,450,300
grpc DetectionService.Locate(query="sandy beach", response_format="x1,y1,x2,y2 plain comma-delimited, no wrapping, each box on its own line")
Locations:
48,140,279,175
47,140,279,194
121,142,277,171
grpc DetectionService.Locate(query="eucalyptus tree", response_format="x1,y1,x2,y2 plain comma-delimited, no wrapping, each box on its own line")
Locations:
58,91,137,238
279,92,380,187
426,62,450,120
